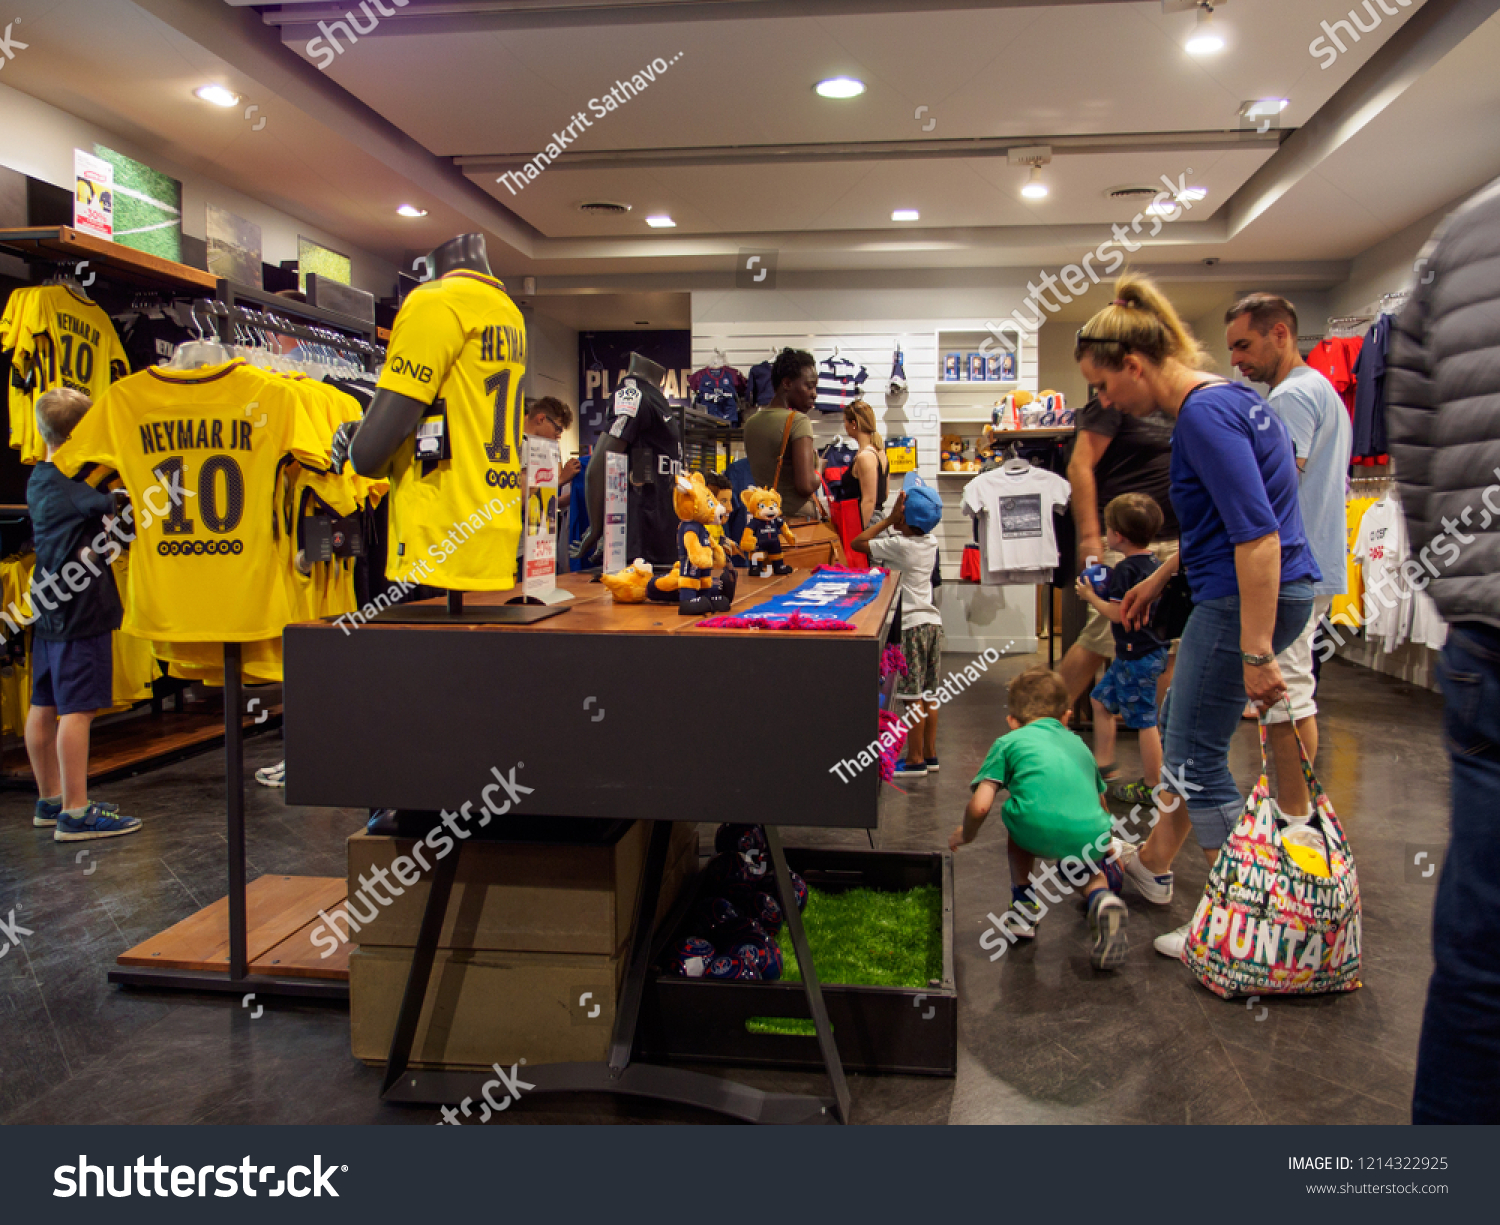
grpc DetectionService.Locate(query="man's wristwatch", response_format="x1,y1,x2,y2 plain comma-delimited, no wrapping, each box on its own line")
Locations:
1241,651,1275,666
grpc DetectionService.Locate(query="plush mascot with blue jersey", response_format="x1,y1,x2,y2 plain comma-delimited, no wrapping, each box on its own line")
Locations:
646,471,737,615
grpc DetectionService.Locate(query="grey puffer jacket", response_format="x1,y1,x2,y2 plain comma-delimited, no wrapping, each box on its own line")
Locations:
1387,174,1500,629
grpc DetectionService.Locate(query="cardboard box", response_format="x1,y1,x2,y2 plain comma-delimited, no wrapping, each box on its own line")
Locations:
350,945,622,1069
345,820,698,955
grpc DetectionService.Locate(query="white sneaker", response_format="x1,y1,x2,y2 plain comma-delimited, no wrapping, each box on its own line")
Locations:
1118,843,1173,904
1087,891,1130,970
254,760,286,789
1154,922,1191,959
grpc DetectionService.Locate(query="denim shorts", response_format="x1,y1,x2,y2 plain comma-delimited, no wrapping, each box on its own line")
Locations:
1159,581,1312,850
1092,649,1168,729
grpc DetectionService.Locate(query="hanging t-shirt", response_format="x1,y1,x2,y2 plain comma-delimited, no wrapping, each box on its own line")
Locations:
814,356,867,414
688,365,746,423
1306,336,1362,422
607,375,683,567
1351,316,1391,464
120,310,194,373
566,450,591,572
1353,496,1403,652
1331,495,1379,629
376,269,527,591
52,360,332,642
961,465,1070,576
3,285,130,464
747,360,776,407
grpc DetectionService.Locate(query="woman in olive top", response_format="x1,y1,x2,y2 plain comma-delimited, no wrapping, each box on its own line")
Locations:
744,348,820,517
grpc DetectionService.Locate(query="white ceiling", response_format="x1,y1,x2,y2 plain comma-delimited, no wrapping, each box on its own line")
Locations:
1,0,1497,292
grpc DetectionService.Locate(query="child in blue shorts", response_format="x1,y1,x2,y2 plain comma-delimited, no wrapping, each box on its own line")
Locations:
1075,493,1168,807
25,389,140,842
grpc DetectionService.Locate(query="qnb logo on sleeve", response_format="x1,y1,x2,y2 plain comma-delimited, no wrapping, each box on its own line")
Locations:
388,355,434,384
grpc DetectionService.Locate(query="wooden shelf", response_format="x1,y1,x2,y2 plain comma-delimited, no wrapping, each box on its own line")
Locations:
2,703,282,784
0,226,216,292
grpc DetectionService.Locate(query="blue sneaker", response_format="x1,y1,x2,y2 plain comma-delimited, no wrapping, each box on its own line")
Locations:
35,797,119,828
894,760,927,778
53,803,141,842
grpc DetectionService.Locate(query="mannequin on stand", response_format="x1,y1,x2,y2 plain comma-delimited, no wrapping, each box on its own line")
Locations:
572,351,684,570
331,233,529,615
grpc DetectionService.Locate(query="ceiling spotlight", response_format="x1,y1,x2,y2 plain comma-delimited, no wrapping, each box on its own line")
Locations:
1021,165,1049,200
645,215,676,228
194,84,241,108
814,77,866,99
891,209,920,221
396,204,428,218
1185,3,1225,55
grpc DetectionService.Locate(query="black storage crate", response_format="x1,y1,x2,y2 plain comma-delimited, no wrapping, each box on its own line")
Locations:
638,848,957,1077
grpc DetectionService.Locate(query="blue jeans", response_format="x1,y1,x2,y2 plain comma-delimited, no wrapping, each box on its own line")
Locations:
1413,623,1500,1124
1159,581,1312,849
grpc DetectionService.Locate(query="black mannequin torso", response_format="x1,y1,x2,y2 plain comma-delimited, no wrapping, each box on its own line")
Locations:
574,352,671,564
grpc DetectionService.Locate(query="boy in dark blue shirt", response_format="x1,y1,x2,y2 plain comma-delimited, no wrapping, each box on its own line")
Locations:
1075,494,1169,807
25,389,140,842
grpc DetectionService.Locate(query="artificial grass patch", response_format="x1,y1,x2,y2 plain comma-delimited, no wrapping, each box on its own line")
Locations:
744,884,943,1036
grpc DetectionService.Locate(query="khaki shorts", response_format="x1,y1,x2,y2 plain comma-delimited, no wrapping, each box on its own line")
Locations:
1075,540,1180,659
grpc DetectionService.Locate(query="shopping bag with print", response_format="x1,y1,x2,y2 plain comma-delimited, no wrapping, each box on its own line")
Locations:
1180,705,1361,999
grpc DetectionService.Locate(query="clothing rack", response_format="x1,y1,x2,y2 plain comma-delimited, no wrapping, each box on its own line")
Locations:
0,233,348,1000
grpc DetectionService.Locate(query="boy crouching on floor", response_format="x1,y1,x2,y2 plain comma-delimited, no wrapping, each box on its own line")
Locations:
949,667,1128,969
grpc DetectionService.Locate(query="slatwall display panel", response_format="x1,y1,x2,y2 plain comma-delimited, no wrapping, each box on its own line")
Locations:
690,319,1039,576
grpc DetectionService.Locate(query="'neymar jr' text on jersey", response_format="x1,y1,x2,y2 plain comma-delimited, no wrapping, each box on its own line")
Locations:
376,270,528,591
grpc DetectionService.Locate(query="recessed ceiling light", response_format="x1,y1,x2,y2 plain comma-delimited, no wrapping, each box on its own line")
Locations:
396,204,428,218
814,77,865,99
194,84,241,108
1178,187,1208,202
1185,4,1225,55
891,209,920,222
645,215,676,228
1020,165,1049,200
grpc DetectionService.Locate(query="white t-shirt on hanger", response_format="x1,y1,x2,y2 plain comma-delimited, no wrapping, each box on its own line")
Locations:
1353,496,1404,652
961,465,1071,576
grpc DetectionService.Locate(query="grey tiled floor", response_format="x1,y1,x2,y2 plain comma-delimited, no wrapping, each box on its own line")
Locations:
0,655,1441,1124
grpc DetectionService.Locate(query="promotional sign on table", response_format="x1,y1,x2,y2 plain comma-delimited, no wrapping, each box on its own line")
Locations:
698,566,886,631
602,449,629,574
73,149,114,239
523,435,560,600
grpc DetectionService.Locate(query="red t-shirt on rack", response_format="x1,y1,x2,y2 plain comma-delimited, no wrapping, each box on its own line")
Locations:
1307,336,1363,421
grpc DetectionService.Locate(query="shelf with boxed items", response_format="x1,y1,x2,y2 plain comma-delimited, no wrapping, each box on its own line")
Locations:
934,325,1027,387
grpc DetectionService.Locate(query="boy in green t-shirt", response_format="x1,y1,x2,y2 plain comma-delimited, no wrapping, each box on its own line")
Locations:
949,667,1129,969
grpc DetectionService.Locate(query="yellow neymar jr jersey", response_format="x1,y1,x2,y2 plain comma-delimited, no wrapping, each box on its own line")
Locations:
376,270,526,590
2,286,129,464
52,361,330,642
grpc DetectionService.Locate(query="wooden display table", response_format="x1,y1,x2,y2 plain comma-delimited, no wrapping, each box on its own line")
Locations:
281,567,900,1124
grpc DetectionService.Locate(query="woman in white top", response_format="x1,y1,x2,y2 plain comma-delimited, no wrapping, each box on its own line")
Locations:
840,399,889,527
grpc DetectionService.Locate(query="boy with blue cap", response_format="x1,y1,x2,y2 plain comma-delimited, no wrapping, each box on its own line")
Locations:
850,473,944,776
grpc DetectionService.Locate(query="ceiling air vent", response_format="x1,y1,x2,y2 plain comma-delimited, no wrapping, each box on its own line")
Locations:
578,201,632,215
1106,186,1162,201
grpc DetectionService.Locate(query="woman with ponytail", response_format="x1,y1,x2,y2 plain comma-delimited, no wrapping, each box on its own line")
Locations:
1074,274,1319,959
840,399,889,527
